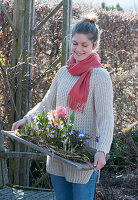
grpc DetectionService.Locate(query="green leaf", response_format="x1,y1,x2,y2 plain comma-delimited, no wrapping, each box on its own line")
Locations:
58,115,65,122
70,111,74,124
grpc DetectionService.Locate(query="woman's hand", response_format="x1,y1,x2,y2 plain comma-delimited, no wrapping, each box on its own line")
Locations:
94,151,106,170
11,118,27,131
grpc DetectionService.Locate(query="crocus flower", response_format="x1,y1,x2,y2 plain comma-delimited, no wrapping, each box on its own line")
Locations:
31,117,35,121
50,129,55,134
29,114,33,118
29,114,36,121
49,134,54,138
61,139,67,144
57,124,63,130
33,126,39,131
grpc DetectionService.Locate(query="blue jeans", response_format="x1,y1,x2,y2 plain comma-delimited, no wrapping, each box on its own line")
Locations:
50,171,97,200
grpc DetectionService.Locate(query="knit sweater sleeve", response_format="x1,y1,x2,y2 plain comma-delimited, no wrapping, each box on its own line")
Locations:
94,68,114,154
23,66,65,122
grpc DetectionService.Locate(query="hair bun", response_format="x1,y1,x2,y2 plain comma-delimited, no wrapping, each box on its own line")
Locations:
83,13,97,24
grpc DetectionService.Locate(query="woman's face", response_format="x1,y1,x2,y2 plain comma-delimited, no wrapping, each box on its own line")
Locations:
71,33,95,63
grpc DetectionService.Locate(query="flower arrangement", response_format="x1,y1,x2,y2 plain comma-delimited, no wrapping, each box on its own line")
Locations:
16,107,94,163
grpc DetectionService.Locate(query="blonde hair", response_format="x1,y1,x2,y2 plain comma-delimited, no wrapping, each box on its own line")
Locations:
82,13,98,24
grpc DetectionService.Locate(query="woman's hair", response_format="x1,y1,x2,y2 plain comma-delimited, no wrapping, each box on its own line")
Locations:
72,13,99,43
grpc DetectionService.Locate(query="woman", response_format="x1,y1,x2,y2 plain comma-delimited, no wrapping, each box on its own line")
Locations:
12,13,114,200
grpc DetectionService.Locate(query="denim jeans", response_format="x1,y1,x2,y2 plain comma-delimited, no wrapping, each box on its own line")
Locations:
50,170,97,200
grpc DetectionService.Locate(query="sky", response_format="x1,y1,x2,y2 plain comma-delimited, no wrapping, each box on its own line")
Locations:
39,0,138,12
73,0,138,12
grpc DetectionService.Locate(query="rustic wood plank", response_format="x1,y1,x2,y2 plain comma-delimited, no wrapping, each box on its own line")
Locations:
67,0,72,59
8,139,14,185
14,141,20,185
10,0,34,125
0,127,3,187
19,143,26,186
61,0,72,66
0,132,8,186
22,0,34,114
1,130,94,170
0,160,3,186
0,152,46,160
1,159,8,185
26,146,30,186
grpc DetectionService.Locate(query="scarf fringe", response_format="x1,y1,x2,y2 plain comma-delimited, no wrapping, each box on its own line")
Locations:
67,95,85,113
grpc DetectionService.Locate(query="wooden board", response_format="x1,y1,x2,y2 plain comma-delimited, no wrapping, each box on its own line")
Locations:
1,130,94,171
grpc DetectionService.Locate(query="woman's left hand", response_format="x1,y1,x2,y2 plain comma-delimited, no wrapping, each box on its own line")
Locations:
94,151,106,170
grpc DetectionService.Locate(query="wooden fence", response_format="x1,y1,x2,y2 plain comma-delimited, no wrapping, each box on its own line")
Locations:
0,0,72,124
0,0,72,187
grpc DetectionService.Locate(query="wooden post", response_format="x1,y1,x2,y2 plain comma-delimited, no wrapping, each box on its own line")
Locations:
61,0,72,66
10,0,35,126
0,130,8,186
0,121,3,186
19,144,30,186
8,0,35,186
8,139,14,185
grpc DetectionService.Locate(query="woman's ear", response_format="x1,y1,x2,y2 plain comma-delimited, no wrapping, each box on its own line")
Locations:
93,41,98,49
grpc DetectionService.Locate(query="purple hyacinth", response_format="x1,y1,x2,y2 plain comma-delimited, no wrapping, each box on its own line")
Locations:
85,141,90,146
95,137,99,143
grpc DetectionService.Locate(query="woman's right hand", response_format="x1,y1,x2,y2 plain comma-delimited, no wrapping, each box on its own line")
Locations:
11,118,27,131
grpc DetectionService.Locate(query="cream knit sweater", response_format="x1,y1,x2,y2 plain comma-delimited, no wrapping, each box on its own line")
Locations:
24,65,114,184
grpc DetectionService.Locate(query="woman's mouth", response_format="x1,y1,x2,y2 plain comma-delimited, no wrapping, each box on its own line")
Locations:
75,53,84,57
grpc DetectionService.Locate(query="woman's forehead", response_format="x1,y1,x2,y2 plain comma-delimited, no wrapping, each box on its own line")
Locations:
72,33,90,43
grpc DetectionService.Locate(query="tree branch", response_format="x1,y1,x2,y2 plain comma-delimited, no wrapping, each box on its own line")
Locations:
30,56,61,89
0,62,19,118
0,1,17,38
31,0,63,35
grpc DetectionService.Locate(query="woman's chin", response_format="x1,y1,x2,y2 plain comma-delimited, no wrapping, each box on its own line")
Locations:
74,56,86,63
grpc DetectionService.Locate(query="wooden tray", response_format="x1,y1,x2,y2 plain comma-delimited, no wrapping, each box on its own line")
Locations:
1,130,109,171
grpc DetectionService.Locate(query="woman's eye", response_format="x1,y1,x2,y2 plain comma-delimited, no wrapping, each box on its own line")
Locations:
72,43,88,47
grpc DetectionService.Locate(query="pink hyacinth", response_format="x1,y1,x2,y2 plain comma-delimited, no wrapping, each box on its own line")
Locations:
47,110,58,125
56,107,66,118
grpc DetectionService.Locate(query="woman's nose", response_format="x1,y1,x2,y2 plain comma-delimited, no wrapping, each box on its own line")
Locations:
76,45,83,52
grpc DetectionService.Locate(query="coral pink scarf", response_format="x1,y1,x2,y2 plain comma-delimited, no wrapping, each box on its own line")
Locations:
66,53,102,113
